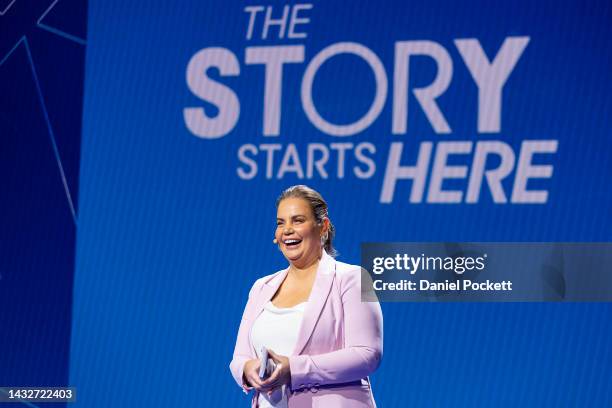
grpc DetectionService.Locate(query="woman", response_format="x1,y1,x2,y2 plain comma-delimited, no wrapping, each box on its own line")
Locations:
229,185,383,407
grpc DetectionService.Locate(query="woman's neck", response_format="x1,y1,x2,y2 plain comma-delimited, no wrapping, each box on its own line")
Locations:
288,252,322,279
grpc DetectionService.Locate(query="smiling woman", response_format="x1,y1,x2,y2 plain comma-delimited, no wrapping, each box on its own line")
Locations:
274,187,336,267
229,185,384,408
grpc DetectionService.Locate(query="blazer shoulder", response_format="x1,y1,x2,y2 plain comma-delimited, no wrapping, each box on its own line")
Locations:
333,259,378,300
247,268,286,297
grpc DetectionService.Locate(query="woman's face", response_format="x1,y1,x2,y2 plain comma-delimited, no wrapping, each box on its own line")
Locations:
275,197,324,268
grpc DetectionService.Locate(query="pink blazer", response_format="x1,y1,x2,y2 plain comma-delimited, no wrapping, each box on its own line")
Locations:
229,250,383,407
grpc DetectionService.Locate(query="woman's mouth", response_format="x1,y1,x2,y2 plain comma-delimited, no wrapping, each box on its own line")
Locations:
284,238,302,249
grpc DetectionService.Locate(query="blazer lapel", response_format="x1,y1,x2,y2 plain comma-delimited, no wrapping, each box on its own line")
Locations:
292,250,336,356
250,267,289,323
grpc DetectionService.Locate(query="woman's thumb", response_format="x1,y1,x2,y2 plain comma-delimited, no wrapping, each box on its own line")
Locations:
267,349,280,361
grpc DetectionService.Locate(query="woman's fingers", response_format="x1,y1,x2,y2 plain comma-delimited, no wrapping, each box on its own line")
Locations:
260,367,280,386
259,363,282,390
267,349,282,363
244,360,265,389
248,371,263,386
247,373,265,390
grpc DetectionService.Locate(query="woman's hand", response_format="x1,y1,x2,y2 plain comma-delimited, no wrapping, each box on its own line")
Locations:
242,358,264,390
259,349,291,395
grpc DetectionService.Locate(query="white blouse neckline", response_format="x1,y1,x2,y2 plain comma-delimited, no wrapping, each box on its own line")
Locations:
265,300,308,313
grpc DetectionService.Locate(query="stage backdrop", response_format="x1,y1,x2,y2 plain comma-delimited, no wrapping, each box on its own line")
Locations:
72,1,612,407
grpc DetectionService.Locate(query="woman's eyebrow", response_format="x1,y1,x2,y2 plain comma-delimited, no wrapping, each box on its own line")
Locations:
276,214,306,220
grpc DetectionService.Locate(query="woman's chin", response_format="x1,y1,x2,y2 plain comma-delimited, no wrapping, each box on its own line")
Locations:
283,248,303,262
285,252,302,262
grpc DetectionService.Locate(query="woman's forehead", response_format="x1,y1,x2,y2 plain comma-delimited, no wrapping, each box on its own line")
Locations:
277,198,312,216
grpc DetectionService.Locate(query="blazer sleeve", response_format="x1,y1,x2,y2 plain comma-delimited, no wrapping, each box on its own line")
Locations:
229,281,258,394
288,268,383,389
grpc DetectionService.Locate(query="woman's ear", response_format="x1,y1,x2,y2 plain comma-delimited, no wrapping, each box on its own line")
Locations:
322,217,330,235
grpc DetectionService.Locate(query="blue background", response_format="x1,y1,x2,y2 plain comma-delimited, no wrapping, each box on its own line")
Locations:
1,0,85,406
2,0,612,407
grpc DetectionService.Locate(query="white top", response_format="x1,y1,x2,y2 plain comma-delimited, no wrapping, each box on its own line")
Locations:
250,300,307,408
